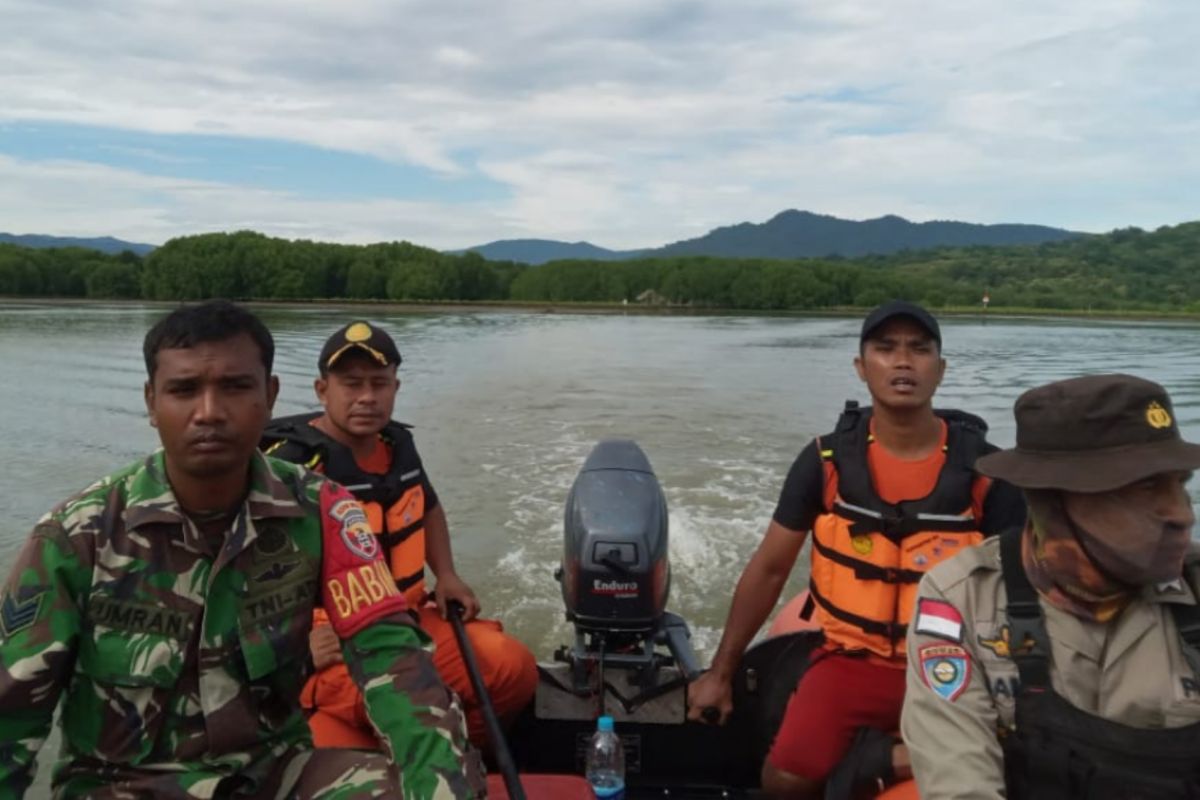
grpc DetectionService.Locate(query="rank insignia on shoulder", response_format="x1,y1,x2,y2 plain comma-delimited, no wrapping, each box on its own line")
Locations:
914,597,964,642
1,588,46,638
919,643,971,702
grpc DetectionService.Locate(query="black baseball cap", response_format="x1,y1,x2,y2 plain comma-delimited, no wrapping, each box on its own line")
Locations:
318,321,402,372
860,300,941,347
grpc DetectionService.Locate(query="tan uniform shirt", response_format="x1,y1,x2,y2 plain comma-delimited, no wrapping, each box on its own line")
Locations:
901,536,1200,800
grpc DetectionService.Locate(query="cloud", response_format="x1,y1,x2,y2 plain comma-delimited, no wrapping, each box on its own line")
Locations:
1,0,1198,247
0,154,502,248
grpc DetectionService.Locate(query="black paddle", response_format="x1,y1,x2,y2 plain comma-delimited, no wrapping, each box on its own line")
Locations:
446,600,528,800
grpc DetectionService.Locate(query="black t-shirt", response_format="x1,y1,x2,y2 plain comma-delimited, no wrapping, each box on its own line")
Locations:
772,441,826,533
770,439,1026,535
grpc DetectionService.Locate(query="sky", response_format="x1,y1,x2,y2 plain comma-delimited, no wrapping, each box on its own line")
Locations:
1,0,1197,251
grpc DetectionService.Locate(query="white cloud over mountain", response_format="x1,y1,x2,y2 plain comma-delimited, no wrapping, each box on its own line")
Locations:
1,0,1196,248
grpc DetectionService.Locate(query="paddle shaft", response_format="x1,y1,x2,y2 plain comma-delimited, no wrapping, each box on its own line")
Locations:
447,601,527,800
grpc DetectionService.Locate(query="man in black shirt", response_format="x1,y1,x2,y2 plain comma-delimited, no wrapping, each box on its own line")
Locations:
687,301,1024,799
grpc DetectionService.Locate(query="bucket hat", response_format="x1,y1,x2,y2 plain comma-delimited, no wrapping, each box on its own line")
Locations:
976,374,1200,493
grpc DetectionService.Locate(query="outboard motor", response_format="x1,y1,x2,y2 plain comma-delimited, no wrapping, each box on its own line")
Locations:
561,439,669,631
555,440,700,697
523,441,746,792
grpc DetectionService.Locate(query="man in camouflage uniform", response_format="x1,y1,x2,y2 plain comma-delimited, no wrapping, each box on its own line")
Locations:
0,301,486,799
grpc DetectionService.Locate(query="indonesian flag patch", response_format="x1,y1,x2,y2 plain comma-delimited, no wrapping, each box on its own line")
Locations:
914,597,964,643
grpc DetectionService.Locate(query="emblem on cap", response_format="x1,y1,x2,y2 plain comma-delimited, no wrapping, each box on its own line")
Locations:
1146,401,1172,430
345,322,372,343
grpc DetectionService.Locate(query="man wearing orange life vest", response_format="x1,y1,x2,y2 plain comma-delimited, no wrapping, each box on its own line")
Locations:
262,321,538,750
686,301,1025,799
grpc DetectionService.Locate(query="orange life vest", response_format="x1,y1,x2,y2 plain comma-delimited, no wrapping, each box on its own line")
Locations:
808,403,993,659
262,413,430,606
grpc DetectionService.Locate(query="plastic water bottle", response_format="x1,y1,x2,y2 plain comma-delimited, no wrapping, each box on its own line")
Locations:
585,715,626,799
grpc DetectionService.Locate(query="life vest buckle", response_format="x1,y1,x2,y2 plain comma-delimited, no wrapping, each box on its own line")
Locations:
878,513,908,537
1005,601,1047,658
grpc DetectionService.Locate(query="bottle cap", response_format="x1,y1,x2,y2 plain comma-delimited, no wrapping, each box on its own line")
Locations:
597,715,614,732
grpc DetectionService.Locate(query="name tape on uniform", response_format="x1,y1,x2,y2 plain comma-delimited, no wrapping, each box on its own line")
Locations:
327,560,403,623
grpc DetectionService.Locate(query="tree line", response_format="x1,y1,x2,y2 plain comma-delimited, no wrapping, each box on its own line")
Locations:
2,223,1199,312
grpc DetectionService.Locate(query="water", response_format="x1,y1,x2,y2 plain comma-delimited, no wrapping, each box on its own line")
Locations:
586,717,626,799
588,771,626,799
3,302,1200,796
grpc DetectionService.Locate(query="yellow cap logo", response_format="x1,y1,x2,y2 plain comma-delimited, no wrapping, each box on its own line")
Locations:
1146,401,1172,430
345,322,372,343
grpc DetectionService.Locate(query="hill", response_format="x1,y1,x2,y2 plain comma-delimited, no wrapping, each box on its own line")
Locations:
457,210,1079,264
4,221,1196,314
504,221,1195,311
458,239,645,265
653,210,1080,259
0,233,156,256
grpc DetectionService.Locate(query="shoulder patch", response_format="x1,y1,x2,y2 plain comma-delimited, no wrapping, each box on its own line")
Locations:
1,589,46,637
329,498,379,561
919,643,971,701
318,482,407,640
914,597,964,642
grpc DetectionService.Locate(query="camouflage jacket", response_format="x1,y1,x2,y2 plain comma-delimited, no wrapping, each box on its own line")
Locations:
0,451,482,799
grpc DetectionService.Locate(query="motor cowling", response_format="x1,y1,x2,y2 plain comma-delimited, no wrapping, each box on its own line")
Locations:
560,440,669,632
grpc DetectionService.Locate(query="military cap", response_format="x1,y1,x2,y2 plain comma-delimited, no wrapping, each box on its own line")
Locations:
976,373,1200,492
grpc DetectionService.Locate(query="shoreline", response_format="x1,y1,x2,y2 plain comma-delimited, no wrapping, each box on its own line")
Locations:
2,295,1198,324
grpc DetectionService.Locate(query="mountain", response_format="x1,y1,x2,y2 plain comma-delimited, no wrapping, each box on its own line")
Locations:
8,211,1079,264
458,238,646,265
0,233,157,256
458,211,1080,264
653,210,1080,259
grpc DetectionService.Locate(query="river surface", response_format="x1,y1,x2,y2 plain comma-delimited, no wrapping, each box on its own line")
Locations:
3,302,1200,795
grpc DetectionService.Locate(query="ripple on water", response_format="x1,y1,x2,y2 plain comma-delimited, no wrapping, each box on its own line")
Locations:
5,307,1200,665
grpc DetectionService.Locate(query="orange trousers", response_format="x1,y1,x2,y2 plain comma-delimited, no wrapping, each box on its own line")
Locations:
301,605,539,749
